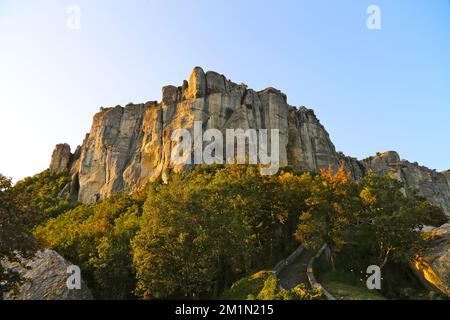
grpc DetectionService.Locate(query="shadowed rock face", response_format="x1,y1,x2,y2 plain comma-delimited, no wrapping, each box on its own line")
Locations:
48,67,450,216
2,250,93,300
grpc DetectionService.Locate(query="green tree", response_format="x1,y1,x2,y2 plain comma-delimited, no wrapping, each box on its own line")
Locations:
11,169,73,224
355,172,428,269
34,192,143,299
295,165,359,270
0,174,36,296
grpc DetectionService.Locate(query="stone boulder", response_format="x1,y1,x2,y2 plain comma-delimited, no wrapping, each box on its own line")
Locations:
2,250,93,300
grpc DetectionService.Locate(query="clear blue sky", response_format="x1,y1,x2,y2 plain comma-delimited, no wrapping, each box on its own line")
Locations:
1,0,449,181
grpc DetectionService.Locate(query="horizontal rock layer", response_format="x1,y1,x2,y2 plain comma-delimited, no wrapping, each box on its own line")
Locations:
49,67,450,216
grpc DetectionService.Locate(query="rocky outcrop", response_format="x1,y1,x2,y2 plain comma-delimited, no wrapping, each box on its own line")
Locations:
49,143,72,173
49,67,450,216
287,107,340,172
443,170,450,185
361,152,450,215
2,250,93,300
412,224,450,297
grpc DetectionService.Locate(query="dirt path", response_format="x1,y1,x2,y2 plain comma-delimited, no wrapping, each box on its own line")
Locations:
277,249,316,290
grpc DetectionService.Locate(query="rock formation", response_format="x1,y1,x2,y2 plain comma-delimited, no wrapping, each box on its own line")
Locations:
49,143,72,173
443,170,450,185
360,152,450,215
2,250,93,300
49,67,450,216
412,224,450,297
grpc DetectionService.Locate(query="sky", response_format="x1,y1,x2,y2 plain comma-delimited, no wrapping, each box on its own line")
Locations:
0,0,449,181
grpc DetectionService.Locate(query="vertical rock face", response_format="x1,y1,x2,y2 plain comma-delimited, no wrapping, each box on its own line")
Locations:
77,104,148,204
49,67,450,216
186,66,206,99
287,107,340,172
49,143,72,173
443,170,450,185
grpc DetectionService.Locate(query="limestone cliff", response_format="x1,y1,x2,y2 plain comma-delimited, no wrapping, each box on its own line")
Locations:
49,67,450,216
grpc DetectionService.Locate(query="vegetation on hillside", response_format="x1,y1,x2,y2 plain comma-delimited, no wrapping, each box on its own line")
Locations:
221,270,323,300
1,164,447,299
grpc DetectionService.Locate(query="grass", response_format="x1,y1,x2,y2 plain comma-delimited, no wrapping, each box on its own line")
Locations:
313,254,385,300
319,271,386,300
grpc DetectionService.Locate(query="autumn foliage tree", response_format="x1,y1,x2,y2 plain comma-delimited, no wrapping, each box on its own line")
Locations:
353,172,445,269
295,166,448,273
295,165,359,270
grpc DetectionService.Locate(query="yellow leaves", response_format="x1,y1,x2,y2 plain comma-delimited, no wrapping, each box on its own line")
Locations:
360,187,377,206
300,211,312,222
278,171,294,184
320,164,351,185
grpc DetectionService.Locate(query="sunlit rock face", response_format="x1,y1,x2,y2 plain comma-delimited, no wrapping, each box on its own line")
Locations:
413,224,450,297
48,67,450,216
2,250,93,300
49,143,72,174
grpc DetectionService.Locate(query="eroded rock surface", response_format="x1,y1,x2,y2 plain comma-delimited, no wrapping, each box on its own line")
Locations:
49,143,72,173
49,67,450,216
413,224,450,297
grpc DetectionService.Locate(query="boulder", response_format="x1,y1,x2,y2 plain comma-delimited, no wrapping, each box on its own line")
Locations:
2,250,93,300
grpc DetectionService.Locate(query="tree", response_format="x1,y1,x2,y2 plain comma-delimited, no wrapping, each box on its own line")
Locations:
132,167,252,299
34,192,143,299
11,169,73,223
295,165,359,270
131,165,306,299
355,172,428,269
0,174,36,297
